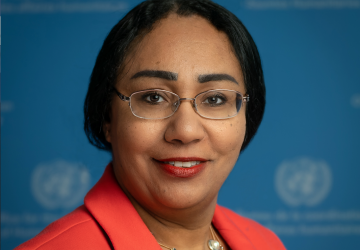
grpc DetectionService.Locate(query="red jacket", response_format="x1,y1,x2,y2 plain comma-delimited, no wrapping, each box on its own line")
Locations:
16,163,286,250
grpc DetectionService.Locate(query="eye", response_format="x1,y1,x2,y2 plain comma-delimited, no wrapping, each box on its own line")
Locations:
203,95,227,106
143,92,165,104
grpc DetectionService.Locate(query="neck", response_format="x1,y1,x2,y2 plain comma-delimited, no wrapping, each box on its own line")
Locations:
123,186,218,250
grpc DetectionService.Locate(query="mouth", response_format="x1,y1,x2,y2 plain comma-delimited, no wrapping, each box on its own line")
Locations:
162,161,201,168
155,158,207,178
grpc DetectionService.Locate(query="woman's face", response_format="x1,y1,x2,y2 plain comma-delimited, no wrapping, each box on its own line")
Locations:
104,14,246,213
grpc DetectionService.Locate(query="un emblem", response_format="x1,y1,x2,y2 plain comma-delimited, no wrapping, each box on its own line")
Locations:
31,160,90,209
275,158,332,207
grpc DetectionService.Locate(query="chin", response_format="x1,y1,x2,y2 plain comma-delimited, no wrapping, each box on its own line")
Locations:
150,184,216,211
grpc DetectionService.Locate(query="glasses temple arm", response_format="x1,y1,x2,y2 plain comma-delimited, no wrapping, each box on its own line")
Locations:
243,94,250,103
112,87,130,102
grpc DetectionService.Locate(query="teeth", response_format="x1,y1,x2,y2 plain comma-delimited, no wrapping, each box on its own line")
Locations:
174,161,183,167
182,162,191,168
164,161,201,168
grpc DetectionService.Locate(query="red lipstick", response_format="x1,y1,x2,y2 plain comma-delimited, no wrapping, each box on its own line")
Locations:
155,157,207,178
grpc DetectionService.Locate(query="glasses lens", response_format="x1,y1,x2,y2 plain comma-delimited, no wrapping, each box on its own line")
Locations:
195,90,242,119
130,90,179,119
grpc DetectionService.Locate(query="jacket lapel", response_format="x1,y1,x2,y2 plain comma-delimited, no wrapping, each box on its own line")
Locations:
212,205,257,250
84,163,162,250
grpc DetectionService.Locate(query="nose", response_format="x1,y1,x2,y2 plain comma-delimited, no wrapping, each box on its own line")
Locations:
164,100,206,145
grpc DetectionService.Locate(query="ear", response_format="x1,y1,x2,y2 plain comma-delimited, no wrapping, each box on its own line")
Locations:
102,122,112,143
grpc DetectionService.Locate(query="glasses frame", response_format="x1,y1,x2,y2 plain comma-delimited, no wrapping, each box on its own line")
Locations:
112,87,249,120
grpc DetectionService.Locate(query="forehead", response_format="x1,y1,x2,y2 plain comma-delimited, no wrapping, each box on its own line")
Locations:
120,14,244,91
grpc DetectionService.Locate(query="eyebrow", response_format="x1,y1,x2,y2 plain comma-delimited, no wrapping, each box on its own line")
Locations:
131,70,178,81
198,74,238,85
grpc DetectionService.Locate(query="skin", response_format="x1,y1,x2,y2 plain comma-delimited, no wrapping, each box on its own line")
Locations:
103,14,247,250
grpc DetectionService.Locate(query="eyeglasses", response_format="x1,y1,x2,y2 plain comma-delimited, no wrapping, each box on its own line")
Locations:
113,88,249,120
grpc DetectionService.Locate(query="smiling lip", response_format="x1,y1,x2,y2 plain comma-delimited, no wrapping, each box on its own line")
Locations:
155,157,207,178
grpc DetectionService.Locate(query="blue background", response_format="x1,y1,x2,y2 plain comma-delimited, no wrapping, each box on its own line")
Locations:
2,0,360,249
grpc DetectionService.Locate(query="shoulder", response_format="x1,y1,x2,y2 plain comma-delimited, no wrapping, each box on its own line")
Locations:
215,205,286,250
15,205,111,250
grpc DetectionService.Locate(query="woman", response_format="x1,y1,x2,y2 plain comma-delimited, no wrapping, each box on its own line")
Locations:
16,0,285,249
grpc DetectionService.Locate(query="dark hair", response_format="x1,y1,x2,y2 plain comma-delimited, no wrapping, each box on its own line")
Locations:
84,0,265,152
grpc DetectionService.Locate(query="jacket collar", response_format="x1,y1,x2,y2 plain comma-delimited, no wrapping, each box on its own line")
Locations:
212,206,257,249
85,163,255,249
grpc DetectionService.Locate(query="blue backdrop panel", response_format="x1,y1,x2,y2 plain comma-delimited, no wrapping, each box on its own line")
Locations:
1,0,360,249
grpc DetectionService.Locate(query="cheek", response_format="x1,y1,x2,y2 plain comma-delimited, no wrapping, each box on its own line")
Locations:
113,117,164,156
207,116,246,157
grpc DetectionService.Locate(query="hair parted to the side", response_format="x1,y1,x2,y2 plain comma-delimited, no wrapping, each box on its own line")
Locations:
84,0,265,153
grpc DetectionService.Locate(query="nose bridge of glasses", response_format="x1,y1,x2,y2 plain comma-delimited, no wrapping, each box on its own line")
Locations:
177,97,196,108
179,97,195,102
